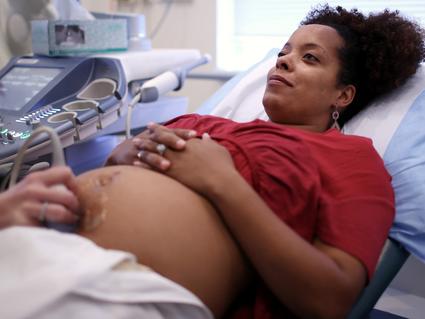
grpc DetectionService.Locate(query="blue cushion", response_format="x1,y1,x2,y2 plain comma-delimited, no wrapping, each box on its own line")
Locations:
384,90,425,260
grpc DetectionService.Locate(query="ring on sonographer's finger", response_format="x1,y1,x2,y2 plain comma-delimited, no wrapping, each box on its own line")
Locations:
38,202,49,223
137,150,145,159
156,144,167,156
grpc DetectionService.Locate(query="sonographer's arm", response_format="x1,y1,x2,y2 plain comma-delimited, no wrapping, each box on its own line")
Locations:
0,167,80,229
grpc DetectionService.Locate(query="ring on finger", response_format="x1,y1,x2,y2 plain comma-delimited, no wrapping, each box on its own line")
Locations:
137,150,145,159
38,201,49,224
156,144,167,156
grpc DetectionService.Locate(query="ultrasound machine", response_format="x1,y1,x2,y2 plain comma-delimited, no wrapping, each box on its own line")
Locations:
0,50,207,183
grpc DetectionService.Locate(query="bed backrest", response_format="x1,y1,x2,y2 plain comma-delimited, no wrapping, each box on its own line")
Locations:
198,49,425,266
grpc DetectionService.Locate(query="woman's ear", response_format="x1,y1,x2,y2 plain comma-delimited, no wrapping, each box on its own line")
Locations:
335,84,356,109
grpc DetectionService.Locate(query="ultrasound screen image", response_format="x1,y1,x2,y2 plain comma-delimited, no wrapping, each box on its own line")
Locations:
0,67,61,111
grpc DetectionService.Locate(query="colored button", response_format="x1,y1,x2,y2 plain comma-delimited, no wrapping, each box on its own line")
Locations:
20,132,31,140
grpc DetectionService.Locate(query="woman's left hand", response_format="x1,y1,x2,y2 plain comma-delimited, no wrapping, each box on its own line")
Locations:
164,133,237,196
136,123,237,196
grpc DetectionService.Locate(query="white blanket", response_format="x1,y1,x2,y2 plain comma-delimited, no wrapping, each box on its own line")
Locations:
0,227,212,319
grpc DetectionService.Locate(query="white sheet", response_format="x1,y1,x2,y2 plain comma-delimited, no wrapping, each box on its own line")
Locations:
0,227,212,319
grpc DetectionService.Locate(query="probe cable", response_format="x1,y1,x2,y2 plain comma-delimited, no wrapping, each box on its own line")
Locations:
8,126,65,187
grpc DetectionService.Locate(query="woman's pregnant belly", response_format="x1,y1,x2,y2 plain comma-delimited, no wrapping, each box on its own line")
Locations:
75,165,250,317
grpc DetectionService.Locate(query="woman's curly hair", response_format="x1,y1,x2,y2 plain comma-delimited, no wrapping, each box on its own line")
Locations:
301,4,425,125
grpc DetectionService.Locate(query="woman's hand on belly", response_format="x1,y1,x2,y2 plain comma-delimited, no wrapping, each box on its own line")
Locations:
106,123,196,168
130,122,238,199
160,134,238,199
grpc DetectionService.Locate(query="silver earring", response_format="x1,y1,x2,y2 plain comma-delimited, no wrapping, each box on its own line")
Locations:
331,108,340,130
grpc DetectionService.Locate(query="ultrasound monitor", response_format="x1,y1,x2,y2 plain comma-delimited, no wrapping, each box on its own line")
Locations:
0,66,62,111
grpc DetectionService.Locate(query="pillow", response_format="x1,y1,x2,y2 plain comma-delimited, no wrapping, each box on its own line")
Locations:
197,48,277,120
198,50,425,263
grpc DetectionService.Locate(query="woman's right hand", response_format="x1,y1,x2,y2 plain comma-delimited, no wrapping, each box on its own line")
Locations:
105,123,197,169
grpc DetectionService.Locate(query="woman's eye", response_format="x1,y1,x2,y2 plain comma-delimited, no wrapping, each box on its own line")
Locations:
304,53,319,62
278,51,286,57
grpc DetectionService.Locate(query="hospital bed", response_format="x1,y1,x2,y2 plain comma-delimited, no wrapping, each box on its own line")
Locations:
196,49,425,318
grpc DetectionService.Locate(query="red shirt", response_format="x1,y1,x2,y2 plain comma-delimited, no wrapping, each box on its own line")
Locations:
165,114,395,319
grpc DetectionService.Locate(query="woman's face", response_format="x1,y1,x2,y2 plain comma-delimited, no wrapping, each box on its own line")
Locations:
262,24,347,131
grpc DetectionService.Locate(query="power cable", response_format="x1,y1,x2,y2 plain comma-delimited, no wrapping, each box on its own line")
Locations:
149,0,173,39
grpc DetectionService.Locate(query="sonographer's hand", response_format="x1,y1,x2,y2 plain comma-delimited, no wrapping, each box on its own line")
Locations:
0,166,80,229
106,123,196,169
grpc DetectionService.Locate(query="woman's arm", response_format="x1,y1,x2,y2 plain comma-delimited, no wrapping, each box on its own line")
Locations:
133,126,366,319
210,174,365,319
167,135,365,319
0,166,80,229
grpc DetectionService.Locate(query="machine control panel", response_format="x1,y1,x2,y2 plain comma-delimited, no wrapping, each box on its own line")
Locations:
0,55,126,164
